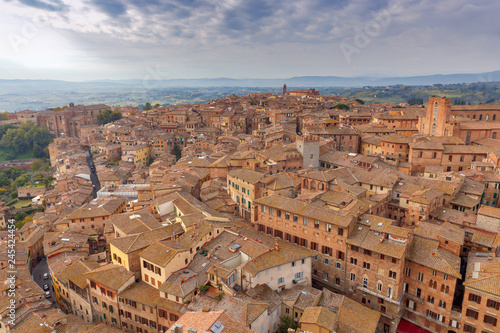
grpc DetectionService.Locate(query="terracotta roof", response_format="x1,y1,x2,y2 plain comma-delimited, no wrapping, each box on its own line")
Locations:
68,197,125,219
255,195,354,227
61,260,101,289
228,169,265,184
414,221,464,245
478,205,500,219
337,297,380,333
300,306,337,331
117,281,160,307
109,223,183,254
406,236,461,278
84,264,134,291
174,310,254,333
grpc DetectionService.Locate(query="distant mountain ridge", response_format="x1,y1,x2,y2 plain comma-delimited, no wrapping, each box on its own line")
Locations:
1,70,500,93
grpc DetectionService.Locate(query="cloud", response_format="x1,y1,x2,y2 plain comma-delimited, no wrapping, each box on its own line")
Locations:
90,0,127,17
2,0,500,80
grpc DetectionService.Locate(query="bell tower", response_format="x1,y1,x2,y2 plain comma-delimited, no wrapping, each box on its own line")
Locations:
282,83,287,96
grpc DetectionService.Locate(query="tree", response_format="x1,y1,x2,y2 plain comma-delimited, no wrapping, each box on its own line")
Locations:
408,97,424,105
277,316,299,333
355,98,365,105
333,103,350,110
97,109,123,125
109,110,123,122
0,112,8,120
30,159,46,172
172,144,182,161
144,102,152,111
154,103,160,108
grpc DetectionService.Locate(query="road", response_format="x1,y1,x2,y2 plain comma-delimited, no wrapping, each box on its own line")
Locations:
31,258,57,308
85,149,101,198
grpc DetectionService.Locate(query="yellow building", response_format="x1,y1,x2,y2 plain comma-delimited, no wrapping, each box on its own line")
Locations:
121,144,151,167
360,135,382,155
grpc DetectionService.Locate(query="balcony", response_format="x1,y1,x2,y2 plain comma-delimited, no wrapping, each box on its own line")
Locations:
404,292,424,304
450,305,462,320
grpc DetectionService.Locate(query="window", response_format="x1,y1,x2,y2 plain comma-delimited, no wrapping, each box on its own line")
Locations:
338,228,344,236
323,273,328,281
418,151,423,158
468,293,482,304
326,224,332,232
323,258,330,265
303,217,308,225
363,278,368,288
314,220,320,229
404,267,411,277
417,272,424,282
295,272,303,280
432,152,437,158
377,283,382,292
389,271,397,279
363,262,370,269
463,324,476,333
387,287,393,298
487,299,500,310
278,277,285,284
293,215,298,222
350,257,357,265
351,245,358,252
350,273,356,282
484,314,497,326
261,205,265,213
335,262,342,269
466,308,479,320
364,249,372,256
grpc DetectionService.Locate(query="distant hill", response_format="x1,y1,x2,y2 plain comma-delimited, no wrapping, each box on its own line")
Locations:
1,70,500,92
1,70,500,111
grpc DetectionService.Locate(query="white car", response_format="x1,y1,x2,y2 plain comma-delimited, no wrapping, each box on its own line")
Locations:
45,291,51,298
43,273,49,280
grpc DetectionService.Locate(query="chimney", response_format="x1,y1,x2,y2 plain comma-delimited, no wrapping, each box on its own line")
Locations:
171,324,183,333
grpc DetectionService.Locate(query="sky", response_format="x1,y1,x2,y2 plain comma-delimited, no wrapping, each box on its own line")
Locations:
0,0,499,81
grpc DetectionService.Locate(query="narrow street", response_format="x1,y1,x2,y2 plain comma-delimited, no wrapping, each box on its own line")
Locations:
85,149,101,198
31,258,57,308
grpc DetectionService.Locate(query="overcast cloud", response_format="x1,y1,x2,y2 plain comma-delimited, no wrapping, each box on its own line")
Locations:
0,0,499,80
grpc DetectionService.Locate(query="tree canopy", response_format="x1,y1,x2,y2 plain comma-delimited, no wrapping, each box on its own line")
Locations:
333,103,350,110
97,109,123,125
0,121,52,159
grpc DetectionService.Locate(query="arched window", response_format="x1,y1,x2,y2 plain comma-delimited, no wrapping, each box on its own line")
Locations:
433,102,439,121
432,123,437,136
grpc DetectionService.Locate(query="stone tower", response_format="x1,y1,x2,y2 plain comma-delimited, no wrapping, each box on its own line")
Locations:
296,135,320,170
282,83,287,96
419,96,451,136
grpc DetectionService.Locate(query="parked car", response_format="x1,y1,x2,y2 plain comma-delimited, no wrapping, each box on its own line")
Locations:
45,291,51,298
43,273,49,280
43,284,49,291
